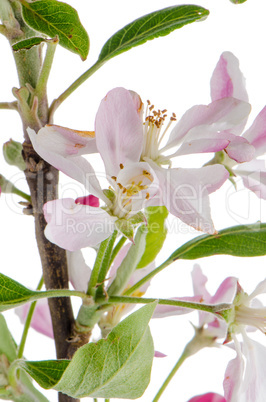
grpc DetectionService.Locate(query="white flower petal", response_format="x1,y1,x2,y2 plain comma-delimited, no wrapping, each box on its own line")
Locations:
66,250,92,293
95,87,143,177
44,198,116,251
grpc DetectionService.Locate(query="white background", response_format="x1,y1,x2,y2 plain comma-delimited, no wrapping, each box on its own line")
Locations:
1,0,266,401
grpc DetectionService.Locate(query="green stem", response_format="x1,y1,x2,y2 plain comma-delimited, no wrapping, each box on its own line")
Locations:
96,230,117,297
152,348,188,402
153,326,217,401
40,289,86,299
17,277,44,359
109,236,126,266
49,60,104,121
87,231,117,298
35,37,58,101
107,295,230,315
12,187,31,203
3,288,87,311
0,101,18,111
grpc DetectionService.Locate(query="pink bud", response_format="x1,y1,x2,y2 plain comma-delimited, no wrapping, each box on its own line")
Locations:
188,393,226,402
75,194,99,207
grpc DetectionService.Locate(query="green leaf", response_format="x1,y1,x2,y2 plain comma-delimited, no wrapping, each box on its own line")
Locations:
170,223,266,260
18,303,157,399
12,37,46,52
137,207,168,269
98,5,209,63
16,360,70,389
0,314,17,362
21,0,89,60
0,273,39,312
0,315,49,402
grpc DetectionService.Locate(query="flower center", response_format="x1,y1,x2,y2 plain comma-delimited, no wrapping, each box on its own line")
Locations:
141,100,176,162
109,164,152,218
235,304,266,334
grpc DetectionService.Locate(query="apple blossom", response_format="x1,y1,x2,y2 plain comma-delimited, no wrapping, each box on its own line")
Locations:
96,84,251,234
210,51,266,199
153,264,266,401
28,121,159,250
28,61,252,246
192,265,266,402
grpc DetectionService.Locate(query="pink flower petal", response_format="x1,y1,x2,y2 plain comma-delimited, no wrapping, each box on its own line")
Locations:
28,127,106,202
154,351,167,358
128,262,155,293
191,265,232,338
236,160,266,200
240,337,266,402
192,264,211,301
28,124,97,157
66,250,91,292
223,353,244,402
15,299,54,339
242,106,266,157
188,393,226,402
150,164,224,234
169,130,230,158
44,198,116,251
223,336,266,402
163,98,251,151
210,52,248,103
225,136,255,163
95,87,143,177
108,244,131,284
211,277,238,305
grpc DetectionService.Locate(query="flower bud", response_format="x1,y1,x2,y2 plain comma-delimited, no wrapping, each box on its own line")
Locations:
3,139,26,170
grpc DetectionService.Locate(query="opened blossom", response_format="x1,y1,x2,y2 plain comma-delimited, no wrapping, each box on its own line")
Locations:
191,265,266,402
210,51,266,199
28,111,159,250
154,264,266,401
96,82,251,234
28,55,253,249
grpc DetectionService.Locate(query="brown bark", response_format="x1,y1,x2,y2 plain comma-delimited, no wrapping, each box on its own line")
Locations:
23,141,75,358
23,142,82,402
